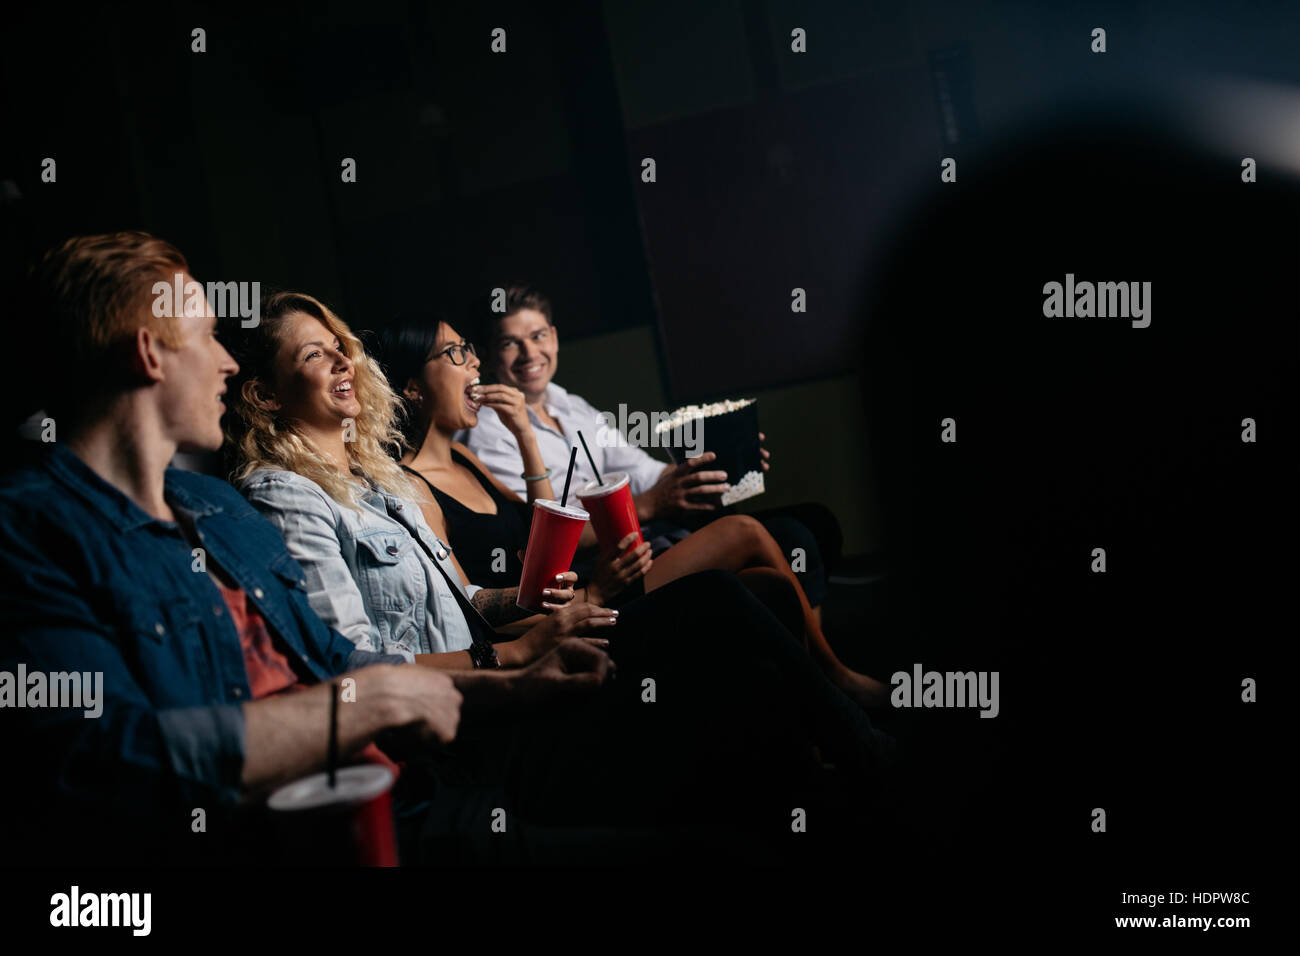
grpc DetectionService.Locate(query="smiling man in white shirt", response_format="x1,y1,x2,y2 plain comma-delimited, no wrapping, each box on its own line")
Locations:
459,289,734,519
458,285,840,605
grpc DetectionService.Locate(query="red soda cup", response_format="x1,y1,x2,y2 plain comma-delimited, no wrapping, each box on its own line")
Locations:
576,471,643,558
267,764,399,866
516,499,589,613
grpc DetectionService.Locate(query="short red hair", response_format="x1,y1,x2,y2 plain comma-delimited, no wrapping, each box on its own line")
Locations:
33,231,190,411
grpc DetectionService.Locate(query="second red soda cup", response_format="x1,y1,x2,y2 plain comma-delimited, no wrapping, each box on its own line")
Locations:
576,471,643,558
516,499,589,613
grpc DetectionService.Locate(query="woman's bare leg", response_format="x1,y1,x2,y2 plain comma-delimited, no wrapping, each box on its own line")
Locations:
644,516,888,707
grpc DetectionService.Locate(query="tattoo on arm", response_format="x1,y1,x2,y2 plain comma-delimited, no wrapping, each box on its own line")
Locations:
471,587,531,625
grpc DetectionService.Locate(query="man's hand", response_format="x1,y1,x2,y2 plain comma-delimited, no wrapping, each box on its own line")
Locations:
498,602,618,667
241,664,462,791
635,451,730,521
371,664,463,744
513,638,616,703
759,431,771,472
586,533,652,604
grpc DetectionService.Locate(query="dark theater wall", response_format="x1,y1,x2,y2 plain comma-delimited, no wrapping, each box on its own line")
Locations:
1,0,657,343
607,0,936,399
7,0,1300,560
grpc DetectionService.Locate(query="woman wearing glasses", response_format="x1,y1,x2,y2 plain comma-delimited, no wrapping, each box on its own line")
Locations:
376,317,892,710
368,326,558,600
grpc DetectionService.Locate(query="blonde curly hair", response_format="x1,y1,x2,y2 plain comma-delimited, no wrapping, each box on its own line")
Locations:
224,291,421,508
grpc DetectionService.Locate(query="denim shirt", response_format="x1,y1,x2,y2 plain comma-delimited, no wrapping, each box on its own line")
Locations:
238,468,479,660
0,443,400,830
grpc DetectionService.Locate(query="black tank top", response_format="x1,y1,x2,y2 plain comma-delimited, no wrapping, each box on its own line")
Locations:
402,450,531,590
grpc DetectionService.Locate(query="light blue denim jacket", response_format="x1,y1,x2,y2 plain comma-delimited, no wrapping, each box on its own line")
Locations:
239,468,479,660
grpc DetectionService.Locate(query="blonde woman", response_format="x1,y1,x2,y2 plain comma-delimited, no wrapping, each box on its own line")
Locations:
224,291,614,668
376,317,891,709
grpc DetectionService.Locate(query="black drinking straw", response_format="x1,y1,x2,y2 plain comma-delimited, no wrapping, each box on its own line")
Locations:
328,682,339,789
560,446,577,507
576,430,603,485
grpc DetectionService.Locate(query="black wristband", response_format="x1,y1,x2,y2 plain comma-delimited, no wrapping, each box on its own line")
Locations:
467,640,501,669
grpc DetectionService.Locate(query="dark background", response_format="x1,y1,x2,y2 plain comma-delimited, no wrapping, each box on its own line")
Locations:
1,0,1288,925
5,0,1300,558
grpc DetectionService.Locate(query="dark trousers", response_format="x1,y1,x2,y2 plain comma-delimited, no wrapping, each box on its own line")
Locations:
396,571,891,865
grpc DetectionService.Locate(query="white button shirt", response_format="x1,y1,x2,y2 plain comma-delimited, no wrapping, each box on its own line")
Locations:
458,382,669,498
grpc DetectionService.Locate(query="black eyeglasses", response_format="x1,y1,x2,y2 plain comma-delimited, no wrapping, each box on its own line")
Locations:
431,340,477,366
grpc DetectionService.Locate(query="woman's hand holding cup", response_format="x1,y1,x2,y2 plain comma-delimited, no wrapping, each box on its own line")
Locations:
532,566,578,611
